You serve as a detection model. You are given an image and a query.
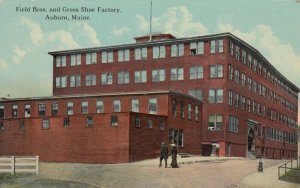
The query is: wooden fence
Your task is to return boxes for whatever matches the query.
[0,156,39,175]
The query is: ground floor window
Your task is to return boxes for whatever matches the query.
[208,114,222,131]
[169,128,184,147]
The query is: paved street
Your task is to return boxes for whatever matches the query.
[0,156,299,188]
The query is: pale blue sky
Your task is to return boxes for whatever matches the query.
[0,0,299,104]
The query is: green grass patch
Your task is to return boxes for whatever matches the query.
[280,167,300,184]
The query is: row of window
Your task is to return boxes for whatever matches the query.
[171,99,200,121]
[0,115,166,131]
[266,127,298,144]
[55,65,223,88]
[55,39,224,67]
[228,90,298,128]
[230,41,298,100]
[228,64,297,114]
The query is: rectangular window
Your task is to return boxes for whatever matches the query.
[208,114,222,131]
[253,80,257,93]
[218,39,224,53]
[135,70,147,83]
[149,98,157,114]
[210,65,223,78]
[20,120,25,129]
[63,117,70,128]
[118,71,129,84]
[172,99,177,117]
[81,101,88,114]
[131,99,139,112]
[247,99,251,112]
[210,39,223,53]
[234,69,240,83]
[190,41,204,55]
[38,104,46,116]
[118,49,130,62]
[111,115,118,126]
[189,66,203,79]
[86,52,97,65]
[134,117,141,128]
[113,100,121,112]
[248,54,252,68]
[195,106,199,121]
[135,47,147,60]
[71,54,81,66]
[188,89,202,100]
[51,103,58,116]
[24,104,30,118]
[247,77,252,90]
[152,69,165,82]
[241,73,246,87]
[209,89,223,103]
[170,67,184,80]
[67,102,73,115]
[85,74,96,86]
[228,91,233,105]
[86,116,93,126]
[56,76,67,88]
[42,119,49,129]
[147,119,153,129]
[159,120,165,130]
[0,105,4,118]
[242,50,246,64]
[228,116,238,133]
[153,46,165,59]
[241,96,246,109]
[235,93,240,107]
[235,46,240,60]
[188,104,192,120]
[101,73,113,85]
[96,100,104,113]
[171,44,184,57]
[210,40,216,53]
[55,56,66,67]
[228,65,233,80]
[180,103,185,119]
[12,105,18,118]
[253,59,257,71]
[102,51,113,63]
[230,41,234,56]
[0,122,3,131]
[70,75,81,87]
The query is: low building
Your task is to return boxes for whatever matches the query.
[0,91,202,163]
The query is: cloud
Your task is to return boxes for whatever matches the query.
[80,22,101,46]
[12,46,26,64]
[0,57,7,69]
[136,6,208,37]
[218,23,300,88]
[112,26,129,36]
[47,30,80,50]
[20,17,43,45]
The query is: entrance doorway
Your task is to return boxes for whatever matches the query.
[247,120,258,158]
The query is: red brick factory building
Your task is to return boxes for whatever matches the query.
[0,32,298,163]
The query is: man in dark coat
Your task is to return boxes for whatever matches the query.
[159,142,168,168]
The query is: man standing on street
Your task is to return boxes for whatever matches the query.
[159,142,168,168]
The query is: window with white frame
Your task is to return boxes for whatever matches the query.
[253,59,257,71]
[228,91,233,105]
[230,41,234,56]
[247,77,252,90]
[195,106,199,121]
[248,54,252,68]
[85,74,96,86]
[81,101,88,114]
[42,119,50,129]
[86,116,93,126]
[188,104,192,120]
[131,99,139,112]
[118,49,130,62]
[12,105,18,118]
[247,99,251,112]
[55,56,66,67]
[56,76,67,88]
[210,65,223,78]
[241,96,246,109]
[241,73,246,87]
[24,104,30,118]
[235,46,240,60]
[234,69,240,83]
[242,50,246,64]
[210,39,223,53]
[101,72,113,85]
[149,98,157,114]
[117,71,129,84]
[235,93,240,107]
[209,89,223,103]
[189,66,203,79]
[188,89,202,100]
[71,54,81,66]
[180,102,185,119]
[170,67,184,81]
[70,75,81,87]
[228,65,233,80]
[67,102,73,115]
[86,52,97,65]
[172,99,177,117]
[253,80,257,93]
[0,105,4,118]
[168,129,184,147]
[52,103,58,116]
[113,100,121,112]
[210,40,216,54]
[102,51,113,63]
[228,116,238,133]
[190,41,204,55]
[135,47,147,60]
[208,114,222,131]
[38,103,46,116]
[96,100,104,113]
[134,70,147,83]
[153,46,165,59]
[152,69,165,82]
[171,44,184,57]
